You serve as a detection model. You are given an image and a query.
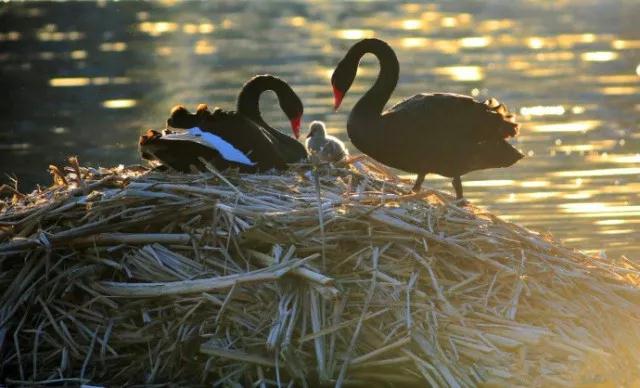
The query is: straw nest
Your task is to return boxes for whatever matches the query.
[1,157,639,387]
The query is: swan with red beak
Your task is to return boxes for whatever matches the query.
[140,104,288,172]
[331,38,523,201]
[236,75,307,163]
[140,74,308,172]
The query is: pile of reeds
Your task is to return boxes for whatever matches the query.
[1,157,639,387]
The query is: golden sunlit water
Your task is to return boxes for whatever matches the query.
[1,0,639,259]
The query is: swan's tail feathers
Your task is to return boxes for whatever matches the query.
[500,120,520,139]
[139,129,161,146]
[484,98,520,138]
[471,140,525,170]
[196,104,211,116]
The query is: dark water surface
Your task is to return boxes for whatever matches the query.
[1,1,639,258]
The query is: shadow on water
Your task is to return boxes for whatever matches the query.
[1,0,639,257]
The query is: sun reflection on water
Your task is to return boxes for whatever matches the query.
[595,219,627,226]
[100,42,127,52]
[613,40,640,49]
[50,77,131,87]
[102,99,138,109]
[595,75,638,84]
[139,21,178,36]
[194,40,216,55]
[581,51,619,62]
[587,154,640,164]
[600,86,639,95]
[433,66,484,82]
[288,17,306,27]
[336,29,374,40]
[527,37,545,49]
[400,19,422,30]
[552,167,640,178]
[520,181,551,188]
[49,77,91,87]
[464,180,514,187]
[400,37,429,49]
[598,229,633,235]
[520,106,565,117]
[560,203,640,216]
[0,31,21,41]
[477,19,514,33]
[531,120,601,133]
[459,36,491,48]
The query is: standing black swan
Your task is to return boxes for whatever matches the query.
[331,38,524,199]
[140,104,287,172]
[236,75,308,163]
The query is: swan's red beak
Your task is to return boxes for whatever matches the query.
[290,115,302,139]
[332,85,344,111]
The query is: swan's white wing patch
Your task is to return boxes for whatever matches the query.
[161,127,255,166]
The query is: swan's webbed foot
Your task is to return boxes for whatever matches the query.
[454,197,470,207]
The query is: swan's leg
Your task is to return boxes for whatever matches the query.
[452,176,464,199]
[412,173,426,192]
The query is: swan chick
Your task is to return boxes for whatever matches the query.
[305,121,349,163]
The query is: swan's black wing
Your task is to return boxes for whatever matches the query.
[260,123,308,163]
[235,112,307,164]
[371,93,523,176]
[158,105,288,171]
[202,108,288,170]
[384,93,520,143]
[463,139,524,173]
[139,129,247,172]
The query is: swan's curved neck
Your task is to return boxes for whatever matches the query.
[236,77,276,126]
[351,40,399,117]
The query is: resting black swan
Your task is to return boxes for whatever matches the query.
[236,75,308,163]
[331,38,524,199]
[140,104,287,172]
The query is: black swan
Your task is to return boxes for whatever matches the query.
[236,75,308,163]
[331,38,524,199]
[305,121,349,163]
[140,104,287,172]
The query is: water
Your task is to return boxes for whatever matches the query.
[1,0,639,258]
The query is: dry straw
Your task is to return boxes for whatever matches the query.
[1,157,639,386]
